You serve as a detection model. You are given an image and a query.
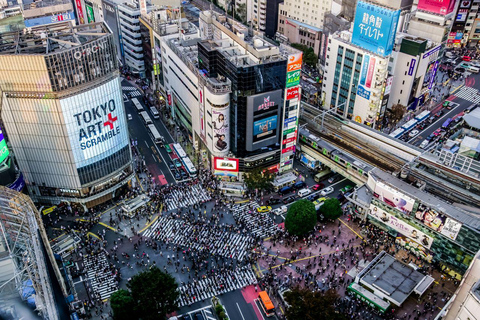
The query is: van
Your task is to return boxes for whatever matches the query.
[468,66,480,73]
[150,106,160,119]
[279,186,293,195]
[298,188,312,197]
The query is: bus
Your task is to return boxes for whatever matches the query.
[442,118,452,129]
[389,128,405,139]
[401,119,418,132]
[150,106,160,119]
[172,143,187,158]
[147,124,163,145]
[139,111,153,125]
[415,110,431,123]
[258,291,275,317]
[314,168,331,182]
[182,157,197,178]
[132,98,144,112]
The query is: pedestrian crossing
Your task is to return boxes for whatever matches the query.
[454,86,480,103]
[122,86,138,91]
[122,90,142,101]
[164,184,211,211]
[82,253,118,301]
[143,216,255,261]
[176,266,257,307]
[230,202,281,239]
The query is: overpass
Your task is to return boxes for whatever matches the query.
[298,102,480,207]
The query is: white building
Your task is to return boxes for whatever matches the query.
[277,0,331,29]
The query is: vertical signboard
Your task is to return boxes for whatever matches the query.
[85,2,95,23]
[198,88,206,143]
[351,1,400,57]
[280,52,302,173]
[0,127,10,164]
[139,0,147,17]
[75,0,85,24]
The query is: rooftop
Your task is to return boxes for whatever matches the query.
[0,22,111,55]
[370,168,480,230]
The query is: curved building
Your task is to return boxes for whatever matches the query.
[0,22,133,207]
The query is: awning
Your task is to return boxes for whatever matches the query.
[414,275,435,295]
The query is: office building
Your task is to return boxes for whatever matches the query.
[409,0,455,44]
[20,0,76,28]
[0,22,133,207]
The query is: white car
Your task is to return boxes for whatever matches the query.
[409,129,419,138]
[272,206,288,216]
[320,186,334,196]
[419,140,429,149]
[127,114,133,120]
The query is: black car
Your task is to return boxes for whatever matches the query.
[307,194,318,202]
[267,198,281,205]
[173,170,181,180]
[169,163,175,170]
[180,170,188,180]
[283,196,296,204]
[293,181,306,189]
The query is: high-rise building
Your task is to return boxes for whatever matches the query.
[446,0,479,48]
[408,0,455,45]
[0,22,133,207]
[20,0,76,28]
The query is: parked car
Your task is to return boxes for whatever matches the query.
[433,128,442,136]
[169,163,176,170]
[257,206,272,213]
[426,134,435,141]
[173,158,182,168]
[282,196,296,204]
[165,144,172,153]
[267,198,281,205]
[340,185,353,194]
[173,170,181,180]
[320,186,334,196]
[307,194,318,201]
[311,183,325,191]
[419,140,429,149]
[127,113,132,120]
[180,170,188,180]
[293,181,306,189]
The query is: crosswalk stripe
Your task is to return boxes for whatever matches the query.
[164,185,211,211]
[82,253,118,300]
[230,201,280,239]
[454,86,480,104]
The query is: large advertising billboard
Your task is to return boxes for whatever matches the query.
[254,116,278,137]
[370,204,433,249]
[85,1,95,23]
[287,53,303,72]
[415,204,462,240]
[213,157,239,172]
[351,1,400,57]
[0,127,10,164]
[75,0,85,24]
[417,0,456,15]
[60,79,129,168]
[24,11,75,27]
[286,70,301,88]
[374,182,416,214]
[212,107,229,152]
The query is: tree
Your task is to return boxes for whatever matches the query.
[244,167,274,192]
[285,199,316,236]
[388,104,406,124]
[284,286,347,320]
[291,43,318,67]
[127,266,179,320]
[319,198,342,220]
[110,289,136,320]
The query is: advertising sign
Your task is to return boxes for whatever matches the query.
[384,76,393,95]
[212,107,229,152]
[428,61,439,90]
[286,87,300,100]
[284,116,297,125]
[457,9,468,22]
[460,0,472,8]
[423,61,437,89]
[287,53,303,72]
[60,79,129,167]
[408,59,416,76]
[351,1,400,57]
[455,32,464,40]
[198,89,206,141]
[366,57,375,88]
[360,55,369,86]
[374,182,416,214]
[286,70,301,88]
[254,116,277,137]
[415,204,462,240]
[213,157,239,172]
[370,205,433,249]
[417,0,456,15]
[0,127,9,164]
[357,85,371,100]
[7,172,24,192]
[24,11,75,27]
[85,2,95,23]
[423,45,441,59]
[76,0,85,24]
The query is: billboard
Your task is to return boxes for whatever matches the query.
[417,0,456,15]
[60,79,129,167]
[7,173,25,192]
[374,182,416,214]
[75,0,85,24]
[85,2,95,23]
[286,87,300,100]
[212,107,229,152]
[415,204,462,240]
[456,9,469,22]
[286,70,301,88]
[287,53,303,72]
[198,89,206,142]
[213,157,239,172]
[370,205,433,249]
[254,116,278,137]
[24,11,75,27]
[0,127,9,164]
[351,1,400,57]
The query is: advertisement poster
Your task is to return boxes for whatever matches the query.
[422,61,437,89]
[0,127,9,164]
[417,0,456,15]
[357,85,371,100]
[415,204,462,240]
[198,89,206,142]
[24,12,75,27]
[370,205,433,249]
[374,182,415,214]
[85,2,95,23]
[212,107,229,152]
[457,9,469,22]
[254,116,277,137]
[213,157,239,172]
[428,61,439,90]
[395,236,433,263]
[286,70,301,88]
[360,55,369,86]
[351,1,400,57]
[287,53,303,72]
[76,0,85,24]
[365,57,376,88]
[286,87,300,100]
[60,79,129,166]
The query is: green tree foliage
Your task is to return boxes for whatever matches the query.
[110,289,136,320]
[285,199,316,236]
[110,266,179,320]
[244,167,274,191]
[319,198,343,220]
[290,43,318,67]
[284,286,347,320]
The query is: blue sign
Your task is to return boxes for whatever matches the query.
[253,116,277,136]
[357,85,371,100]
[408,58,416,76]
[351,1,400,57]
[422,45,441,59]
[284,116,297,125]
[8,172,25,192]
[360,55,369,85]
[24,11,75,27]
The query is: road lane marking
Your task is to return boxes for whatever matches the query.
[236,303,246,320]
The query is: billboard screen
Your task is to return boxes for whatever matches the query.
[24,11,75,27]
[417,0,456,15]
[351,1,400,57]
[212,107,229,152]
[85,2,95,23]
[415,204,462,240]
[254,116,278,137]
[0,127,10,164]
[286,70,301,88]
[213,157,239,172]
[60,79,129,167]
[370,205,433,249]
[374,182,416,214]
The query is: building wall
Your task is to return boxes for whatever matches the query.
[277,0,331,29]
[118,3,147,75]
[276,16,322,55]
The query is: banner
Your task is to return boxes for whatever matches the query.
[415,204,462,240]
[85,2,95,23]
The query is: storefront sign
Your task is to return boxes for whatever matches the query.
[213,157,239,172]
[286,87,300,100]
[73,39,109,60]
[287,53,303,72]
[76,0,85,24]
[374,182,415,214]
[415,204,462,240]
[24,11,75,27]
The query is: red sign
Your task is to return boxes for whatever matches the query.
[417,0,456,15]
[75,0,85,24]
[213,157,239,172]
[167,90,172,106]
[282,146,295,154]
[286,87,300,100]
[287,53,303,72]
[282,137,296,144]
